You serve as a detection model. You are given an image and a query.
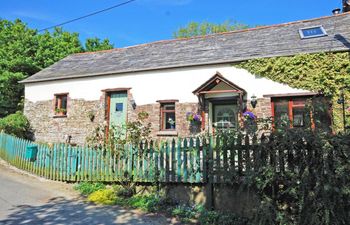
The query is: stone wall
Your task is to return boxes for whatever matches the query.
[24,98,105,145]
[160,184,258,215]
[24,96,272,145]
[130,102,200,138]
[251,97,272,118]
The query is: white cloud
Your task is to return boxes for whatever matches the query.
[11,10,56,23]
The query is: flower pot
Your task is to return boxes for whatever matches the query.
[56,111,66,116]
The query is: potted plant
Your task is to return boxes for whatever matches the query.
[242,110,257,133]
[55,108,67,116]
[186,112,201,133]
[186,112,201,124]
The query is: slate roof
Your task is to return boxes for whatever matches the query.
[21,12,350,84]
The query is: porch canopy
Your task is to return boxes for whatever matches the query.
[193,72,247,130]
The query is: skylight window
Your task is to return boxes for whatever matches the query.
[299,26,327,39]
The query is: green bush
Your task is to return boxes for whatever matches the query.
[88,189,117,205]
[127,194,161,212]
[198,210,249,225]
[243,130,350,225]
[0,111,31,139]
[171,204,198,223]
[74,182,106,195]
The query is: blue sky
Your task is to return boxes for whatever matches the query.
[1,0,341,48]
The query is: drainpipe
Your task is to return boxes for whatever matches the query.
[343,0,350,12]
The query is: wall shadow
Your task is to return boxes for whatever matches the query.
[334,34,350,49]
[0,197,171,225]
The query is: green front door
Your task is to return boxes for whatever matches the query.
[109,92,128,129]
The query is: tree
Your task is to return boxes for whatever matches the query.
[173,20,249,38]
[34,28,83,69]
[85,37,113,52]
[0,19,38,117]
[0,19,114,118]
[0,71,25,116]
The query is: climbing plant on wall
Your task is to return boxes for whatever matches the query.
[236,52,350,132]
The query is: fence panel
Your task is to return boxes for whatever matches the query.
[2,132,326,185]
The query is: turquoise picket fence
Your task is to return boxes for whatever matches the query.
[0,131,275,184]
[0,132,210,183]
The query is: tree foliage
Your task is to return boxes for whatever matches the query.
[85,37,114,52]
[0,111,31,139]
[0,19,114,118]
[237,52,350,132]
[173,20,249,38]
[34,28,83,69]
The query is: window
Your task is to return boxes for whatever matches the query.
[299,26,327,39]
[213,103,238,129]
[160,103,176,130]
[272,96,331,131]
[54,93,68,116]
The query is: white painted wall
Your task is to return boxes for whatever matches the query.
[25,64,310,104]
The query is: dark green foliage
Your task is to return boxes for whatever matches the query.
[237,52,350,132]
[198,209,249,225]
[73,182,106,195]
[171,204,198,222]
[0,111,31,139]
[0,19,114,118]
[0,72,25,116]
[241,129,350,225]
[174,20,249,38]
[170,204,249,224]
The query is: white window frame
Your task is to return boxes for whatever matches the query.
[299,25,327,39]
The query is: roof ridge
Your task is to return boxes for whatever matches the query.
[75,12,350,56]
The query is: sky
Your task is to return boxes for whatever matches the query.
[0,0,342,48]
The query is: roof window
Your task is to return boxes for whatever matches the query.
[299,26,327,39]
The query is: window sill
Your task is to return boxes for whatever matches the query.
[157,130,178,136]
[53,115,67,118]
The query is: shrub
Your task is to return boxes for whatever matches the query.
[198,209,249,225]
[127,194,161,212]
[243,130,350,225]
[0,111,31,139]
[88,189,117,205]
[74,182,106,195]
[171,204,198,223]
[112,184,135,197]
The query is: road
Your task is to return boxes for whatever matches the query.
[0,160,177,225]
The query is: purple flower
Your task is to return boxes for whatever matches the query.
[243,111,256,120]
[186,112,201,122]
[193,114,200,121]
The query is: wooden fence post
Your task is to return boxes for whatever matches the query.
[205,137,214,210]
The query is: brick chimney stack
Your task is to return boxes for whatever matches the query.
[343,0,350,12]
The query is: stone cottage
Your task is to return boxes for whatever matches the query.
[21,12,350,145]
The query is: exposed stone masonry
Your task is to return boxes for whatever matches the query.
[25,97,272,145]
[24,99,105,145]
[249,98,272,118]
[130,102,200,138]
